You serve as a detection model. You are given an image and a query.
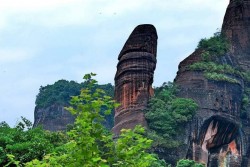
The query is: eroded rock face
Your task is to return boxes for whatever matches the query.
[174,50,244,166]
[33,104,75,131]
[33,104,115,131]
[222,0,250,71]
[173,1,250,166]
[112,24,157,136]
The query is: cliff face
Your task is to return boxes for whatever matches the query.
[222,0,250,71]
[33,104,75,131]
[222,1,250,166]
[110,1,250,165]
[32,1,250,165]
[33,81,115,131]
[34,104,114,131]
[175,52,244,166]
[112,24,157,136]
[173,1,250,166]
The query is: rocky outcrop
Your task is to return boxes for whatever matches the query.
[222,0,250,71]
[173,1,250,166]
[33,81,115,131]
[111,4,250,165]
[33,104,75,131]
[112,24,157,136]
[34,103,114,131]
[175,51,244,166]
[222,1,250,166]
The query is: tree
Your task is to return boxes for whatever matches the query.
[35,79,115,129]
[24,73,164,167]
[196,31,229,58]
[144,83,198,149]
[0,117,68,166]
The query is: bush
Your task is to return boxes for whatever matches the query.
[144,83,198,149]
[24,74,165,167]
[176,159,204,167]
[197,31,229,58]
[190,31,242,83]
[0,117,68,166]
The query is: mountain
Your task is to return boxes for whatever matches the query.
[113,1,250,166]
[33,79,114,131]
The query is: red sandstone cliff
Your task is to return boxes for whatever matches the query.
[33,104,75,131]
[173,0,250,166]
[222,0,250,71]
[112,24,158,136]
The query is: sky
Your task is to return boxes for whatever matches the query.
[0,0,229,126]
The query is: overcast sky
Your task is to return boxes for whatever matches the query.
[0,0,229,126]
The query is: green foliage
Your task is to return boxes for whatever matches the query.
[240,88,250,119]
[35,79,114,109]
[111,127,164,167]
[35,80,83,109]
[189,31,243,83]
[189,62,242,76]
[204,72,239,84]
[153,82,177,102]
[145,83,198,149]
[195,31,250,84]
[242,71,250,83]
[197,31,229,58]
[35,79,115,128]
[0,117,68,166]
[189,62,241,84]
[24,73,164,167]
[176,159,204,167]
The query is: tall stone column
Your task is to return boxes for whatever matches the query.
[112,24,157,136]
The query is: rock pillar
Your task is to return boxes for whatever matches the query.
[112,24,157,136]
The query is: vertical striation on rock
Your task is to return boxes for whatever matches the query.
[222,1,250,166]
[112,24,157,136]
[173,1,250,166]
[222,0,250,70]
[33,104,75,131]
[33,80,115,131]
[174,50,244,166]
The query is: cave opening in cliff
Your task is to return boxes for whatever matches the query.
[197,115,242,166]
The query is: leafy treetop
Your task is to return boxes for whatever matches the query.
[0,117,68,166]
[35,79,114,109]
[24,73,165,167]
[197,31,229,58]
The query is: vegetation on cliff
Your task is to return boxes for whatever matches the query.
[190,31,250,121]
[240,87,250,119]
[176,159,204,167]
[3,74,166,167]
[144,82,198,149]
[0,74,206,167]
[27,73,165,167]
[197,31,229,58]
[35,79,114,109]
[35,79,115,129]
[189,31,242,84]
